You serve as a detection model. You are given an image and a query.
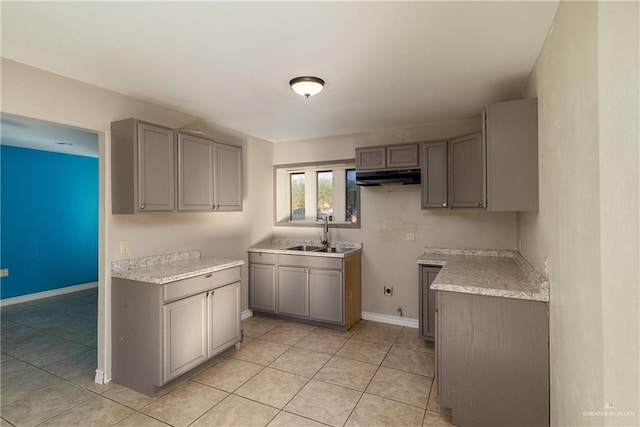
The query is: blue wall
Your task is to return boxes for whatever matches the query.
[1,145,98,299]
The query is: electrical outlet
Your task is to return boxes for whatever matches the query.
[405,232,416,242]
[384,286,393,296]
[120,240,130,255]
[0,268,8,278]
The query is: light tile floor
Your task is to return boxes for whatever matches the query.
[1,291,453,426]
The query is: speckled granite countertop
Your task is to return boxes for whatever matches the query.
[111,250,244,285]
[248,239,362,258]
[417,248,549,302]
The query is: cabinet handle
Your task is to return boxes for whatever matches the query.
[477,201,483,207]
[442,202,447,207]
[212,205,217,211]
[205,273,213,278]
[140,205,145,210]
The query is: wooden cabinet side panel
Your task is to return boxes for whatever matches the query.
[438,291,549,427]
[421,141,449,209]
[344,253,362,330]
[213,143,243,211]
[178,133,214,211]
[111,119,136,214]
[419,266,441,340]
[449,133,485,208]
[111,278,162,395]
[487,98,539,211]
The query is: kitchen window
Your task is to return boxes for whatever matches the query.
[274,160,360,228]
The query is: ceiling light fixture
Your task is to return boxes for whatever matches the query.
[289,76,325,98]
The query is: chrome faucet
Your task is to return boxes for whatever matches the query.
[322,216,329,248]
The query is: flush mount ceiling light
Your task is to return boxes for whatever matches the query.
[289,76,325,98]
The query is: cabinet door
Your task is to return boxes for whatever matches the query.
[485,98,538,211]
[449,133,485,208]
[163,293,207,382]
[209,282,241,357]
[356,147,386,170]
[387,144,419,169]
[213,143,243,212]
[277,266,309,317]
[178,133,214,211]
[137,123,175,212]
[421,141,449,209]
[308,269,343,323]
[419,266,441,340]
[249,263,276,312]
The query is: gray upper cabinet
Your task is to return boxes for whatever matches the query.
[356,143,419,171]
[178,133,214,211]
[112,119,176,214]
[421,141,449,209]
[449,133,485,208]
[387,144,419,169]
[355,146,386,170]
[213,143,243,212]
[485,98,538,211]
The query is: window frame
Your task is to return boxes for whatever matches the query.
[289,172,305,221]
[273,159,361,229]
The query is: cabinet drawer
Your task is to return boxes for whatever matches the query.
[249,252,276,264]
[278,254,342,270]
[164,267,241,302]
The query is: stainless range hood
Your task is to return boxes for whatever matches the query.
[355,169,421,186]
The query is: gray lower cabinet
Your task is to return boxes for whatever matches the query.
[249,251,361,329]
[163,292,208,382]
[277,266,310,317]
[112,267,241,396]
[308,269,343,323]
[248,260,276,312]
[111,119,176,214]
[436,290,549,427]
[449,133,485,208]
[419,265,441,341]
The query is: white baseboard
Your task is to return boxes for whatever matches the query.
[0,282,98,307]
[94,369,105,385]
[362,311,419,328]
[241,309,253,320]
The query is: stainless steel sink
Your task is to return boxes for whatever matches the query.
[287,245,324,252]
[315,247,350,254]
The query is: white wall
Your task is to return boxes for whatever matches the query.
[274,120,517,320]
[0,58,274,380]
[518,2,639,425]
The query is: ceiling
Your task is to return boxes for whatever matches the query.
[1,114,99,158]
[1,1,558,143]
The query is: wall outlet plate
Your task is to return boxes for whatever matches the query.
[120,240,130,255]
[384,286,393,296]
[0,268,8,278]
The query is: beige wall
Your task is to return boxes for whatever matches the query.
[274,120,517,320]
[518,2,639,425]
[0,58,274,380]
